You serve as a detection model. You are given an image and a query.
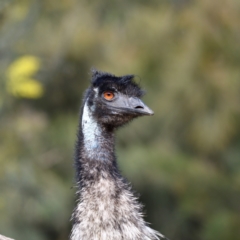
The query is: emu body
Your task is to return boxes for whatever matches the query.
[71,70,166,240]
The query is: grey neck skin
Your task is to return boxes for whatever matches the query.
[75,100,119,187]
[81,100,115,162]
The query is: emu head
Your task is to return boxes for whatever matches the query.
[83,69,154,129]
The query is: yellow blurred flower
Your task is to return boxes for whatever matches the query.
[7,56,40,79]
[6,55,44,99]
[8,79,44,99]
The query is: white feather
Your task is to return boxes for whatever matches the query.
[82,100,101,153]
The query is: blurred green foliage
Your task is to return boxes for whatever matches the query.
[0,0,240,239]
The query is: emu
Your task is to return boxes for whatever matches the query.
[71,70,167,240]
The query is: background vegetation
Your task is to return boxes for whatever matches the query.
[0,0,240,239]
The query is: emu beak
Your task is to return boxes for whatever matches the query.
[128,97,154,116]
[106,94,154,116]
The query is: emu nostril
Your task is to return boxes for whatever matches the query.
[135,106,144,109]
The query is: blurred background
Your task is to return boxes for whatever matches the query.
[0,0,240,239]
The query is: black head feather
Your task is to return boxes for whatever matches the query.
[91,69,145,98]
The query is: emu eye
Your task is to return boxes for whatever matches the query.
[103,91,114,101]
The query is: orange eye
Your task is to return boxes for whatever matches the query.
[103,91,114,100]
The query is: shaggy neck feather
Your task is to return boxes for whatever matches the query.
[71,100,162,240]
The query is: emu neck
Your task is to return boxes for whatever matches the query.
[72,102,162,240]
[80,101,115,163]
